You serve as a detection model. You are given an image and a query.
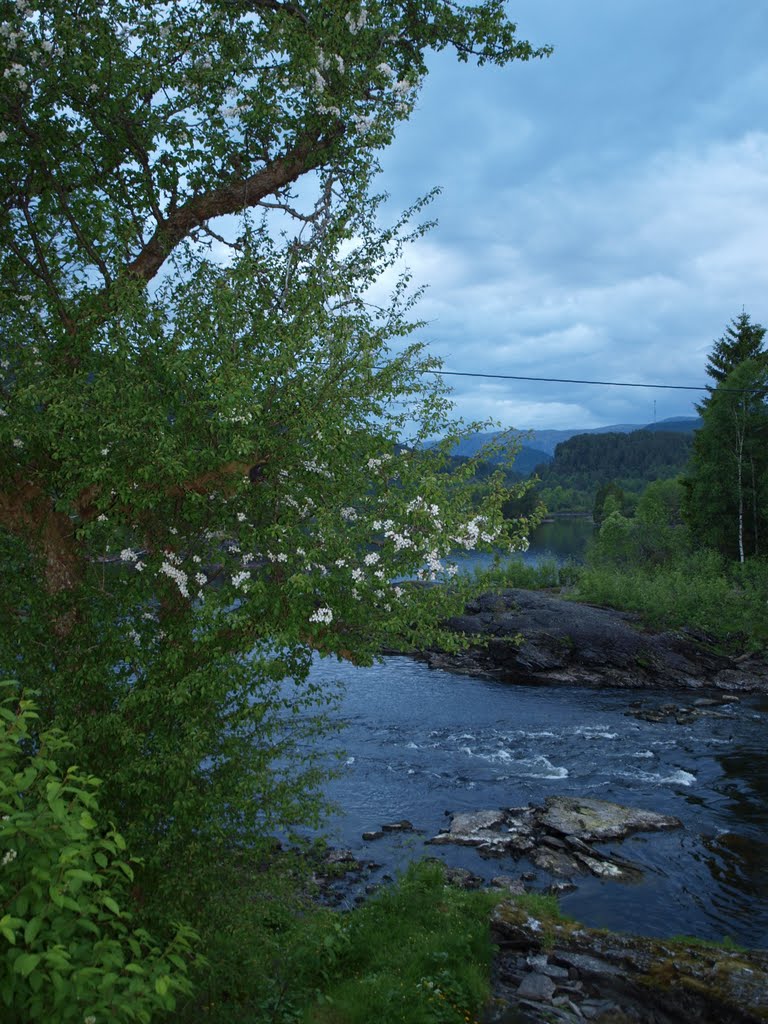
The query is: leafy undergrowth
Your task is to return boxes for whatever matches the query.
[572,553,768,653]
[178,861,502,1024]
[301,862,500,1024]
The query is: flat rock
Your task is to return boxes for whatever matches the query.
[540,796,682,841]
[491,906,768,1023]
[517,973,556,1002]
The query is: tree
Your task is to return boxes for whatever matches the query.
[0,0,548,983]
[684,359,768,561]
[593,481,625,526]
[696,311,767,413]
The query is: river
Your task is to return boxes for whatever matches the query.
[301,520,768,948]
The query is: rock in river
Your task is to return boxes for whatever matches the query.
[428,797,681,883]
[539,796,682,842]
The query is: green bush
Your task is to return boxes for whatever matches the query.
[574,553,768,651]
[0,682,201,1023]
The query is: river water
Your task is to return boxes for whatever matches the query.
[309,657,768,948]
[302,520,768,948]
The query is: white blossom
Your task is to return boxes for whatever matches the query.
[120,548,139,562]
[385,529,413,550]
[231,570,250,589]
[2,849,18,866]
[159,560,189,598]
[363,551,379,565]
[340,507,357,522]
[344,7,367,33]
[309,606,333,624]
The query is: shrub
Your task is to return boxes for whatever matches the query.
[0,682,201,1023]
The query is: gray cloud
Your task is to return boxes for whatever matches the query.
[377,1,768,430]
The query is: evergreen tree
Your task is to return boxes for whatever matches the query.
[697,312,767,413]
[684,359,768,561]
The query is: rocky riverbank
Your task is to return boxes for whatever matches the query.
[418,589,768,691]
[487,902,768,1024]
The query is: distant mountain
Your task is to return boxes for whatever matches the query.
[638,416,703,435]
[450,432,553,472]
[452,418,701,460]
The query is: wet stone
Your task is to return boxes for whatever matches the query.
[380,819,414,832]
[443,866,483,889]
[491,875,527,894]
[517,973,556,1002]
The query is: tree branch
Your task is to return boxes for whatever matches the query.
[125,128,341,283]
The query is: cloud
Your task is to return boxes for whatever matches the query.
[378,126,768,429]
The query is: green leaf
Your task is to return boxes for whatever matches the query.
[102,896,121,916]
[13,952,41,977]
[24,917,42,946]
[79,811,97,830]
[154,974,170,997]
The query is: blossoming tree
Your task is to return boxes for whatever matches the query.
[0,0,547,932]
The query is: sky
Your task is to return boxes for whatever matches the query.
[373,0,768,431]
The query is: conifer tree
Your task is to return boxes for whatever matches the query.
[697,311,767,413]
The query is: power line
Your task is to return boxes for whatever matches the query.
[410,368,763,394]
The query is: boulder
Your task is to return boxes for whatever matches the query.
[428,797,680,883]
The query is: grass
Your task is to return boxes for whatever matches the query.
[176,859,507,1024]
[301,861,501,1024]
[470,556,575,592]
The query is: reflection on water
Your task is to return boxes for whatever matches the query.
[453,517,594,575]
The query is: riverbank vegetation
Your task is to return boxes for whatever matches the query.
[484,314,768,654]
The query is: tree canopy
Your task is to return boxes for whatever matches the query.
[0,3,548,1016]
[684,358,768,561]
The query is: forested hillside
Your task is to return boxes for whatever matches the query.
[532,430,694,513]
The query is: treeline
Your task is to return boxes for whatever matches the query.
[573,313,768,648]
[499,428,694,515]
[538,429,693,488]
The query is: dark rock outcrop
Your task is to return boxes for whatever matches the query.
[423,589,768,691]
